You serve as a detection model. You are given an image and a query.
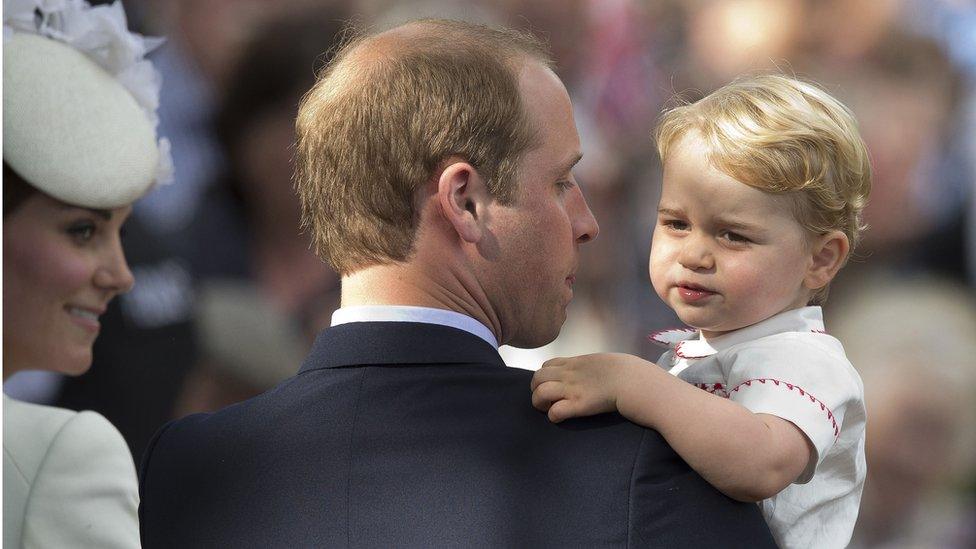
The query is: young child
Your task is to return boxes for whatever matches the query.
[531,74,869,549]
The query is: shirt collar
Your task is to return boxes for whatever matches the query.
[650,306,826,359]
[331,305,499,349]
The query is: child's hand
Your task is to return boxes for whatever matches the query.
[530,353,646,423]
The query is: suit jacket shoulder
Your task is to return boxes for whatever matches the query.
[140,322,774,547]
[3,396,140,548]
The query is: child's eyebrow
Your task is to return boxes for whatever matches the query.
[713,215,764,233]
[657,207,765,233]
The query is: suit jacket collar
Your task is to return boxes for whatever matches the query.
[299,321,507,373]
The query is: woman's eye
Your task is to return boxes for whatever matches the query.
[67,222,97,242]
[664,219,688,231]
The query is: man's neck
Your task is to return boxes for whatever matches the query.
[340,263,503,343]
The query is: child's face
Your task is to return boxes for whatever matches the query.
[650,132,815,337]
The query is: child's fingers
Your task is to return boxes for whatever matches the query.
[529,371,543,392]
[531,380,565,411]
[547,399,578,423]
[540,357,569,370]
[530,362,565,391]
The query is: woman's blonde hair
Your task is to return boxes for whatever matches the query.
[654,74,872,304]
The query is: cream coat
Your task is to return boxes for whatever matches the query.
[3,395,139,548]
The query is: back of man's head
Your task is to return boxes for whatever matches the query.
[296,19,552,275]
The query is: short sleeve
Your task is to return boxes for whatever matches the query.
[720,334,863,483]
[23,411,140,548]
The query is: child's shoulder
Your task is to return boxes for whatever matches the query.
[720,330,860,386]
[727,329,847,361]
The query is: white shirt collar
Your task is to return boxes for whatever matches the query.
[651,306,826,359]
[330,305,499,349]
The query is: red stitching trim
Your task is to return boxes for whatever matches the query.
[675,342,687,358]
[647,327,696,348]
[728,378,840,438]
[694,383,729,398]
[673,341,712,359]
[651,327,825,349]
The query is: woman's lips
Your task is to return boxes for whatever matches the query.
[676,285,716,303]
[66,305,102,332]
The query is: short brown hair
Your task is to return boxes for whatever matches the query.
[295,19,552,274]
[655,74,872,304]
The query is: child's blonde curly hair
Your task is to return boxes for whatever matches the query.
[654,74,872,305]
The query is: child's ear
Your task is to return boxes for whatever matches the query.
[804,230,850,291]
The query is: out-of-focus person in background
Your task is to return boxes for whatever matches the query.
[2,0,170,546]
[828,274,976,549]
[172,6,348,415]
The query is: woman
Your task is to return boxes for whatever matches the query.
[3,1,170,546]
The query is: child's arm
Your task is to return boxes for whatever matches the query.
[530,353,813,502]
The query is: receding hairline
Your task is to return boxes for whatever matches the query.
[305,17,557,175]
[294,18,557,272]
[327,19,551,89]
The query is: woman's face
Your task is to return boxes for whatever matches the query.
[3,192,134,377]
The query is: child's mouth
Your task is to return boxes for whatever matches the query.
[676,284,716,303]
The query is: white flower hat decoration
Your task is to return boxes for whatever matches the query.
[3,0,173,208]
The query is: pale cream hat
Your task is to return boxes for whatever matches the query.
[3,1,171,209]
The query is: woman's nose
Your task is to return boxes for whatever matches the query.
[94,241,135,294]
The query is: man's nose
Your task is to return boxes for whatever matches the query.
[571,187,600,244]
[678,233,714,271]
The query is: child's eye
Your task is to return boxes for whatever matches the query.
[663,219,689,231]
[721,231,750,244]
[67,221,97,243]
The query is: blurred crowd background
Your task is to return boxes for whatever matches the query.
[5,0,975,546]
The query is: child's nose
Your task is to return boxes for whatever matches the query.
[678,236,714,271]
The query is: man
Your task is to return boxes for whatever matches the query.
[139,19,775,547]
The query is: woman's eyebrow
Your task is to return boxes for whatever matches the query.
[59,204,112,220]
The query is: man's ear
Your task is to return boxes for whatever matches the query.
[437,160,491,243]
[804,230,850,291]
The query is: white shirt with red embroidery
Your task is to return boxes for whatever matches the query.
[651,306,866,549]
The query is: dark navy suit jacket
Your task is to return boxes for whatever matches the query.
[139,321,775,547]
